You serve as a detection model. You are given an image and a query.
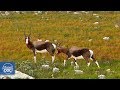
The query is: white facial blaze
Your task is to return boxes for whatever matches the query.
[26,37,29,44]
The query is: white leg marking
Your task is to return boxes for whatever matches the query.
[87,62,90,67]
[34,56,36,63]
[95,61,100,68]
[52,56,55,63]
[64,60,66,66]
[74,58,79,67]
[75,62,79,66]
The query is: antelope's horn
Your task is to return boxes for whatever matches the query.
[24,30,26,36]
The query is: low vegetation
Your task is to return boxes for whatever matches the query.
[0,11,120,79]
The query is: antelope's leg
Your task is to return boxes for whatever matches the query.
[64,55,71,66]
[33,50,36,63]
[87,61,90,67]
[46,46,55,64]
[74,58,79,66]
[52,55,55,63]
[95,61,100,68]
[84,56,90,67]
[91,55,100,68]
[63,60,66,66]
[87,60,90,67]
[68,57,75,66]
[71,61,74,66]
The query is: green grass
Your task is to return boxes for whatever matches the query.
[0,11,120,79]
[14,59,120,79]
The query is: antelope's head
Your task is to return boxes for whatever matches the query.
[24,31,31,44]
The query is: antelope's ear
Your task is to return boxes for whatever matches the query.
[28,30,31,37]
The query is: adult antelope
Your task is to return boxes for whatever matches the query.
[57,46,100,68]
[24,32,56,63]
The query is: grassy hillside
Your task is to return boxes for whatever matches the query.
[0,11,120,79]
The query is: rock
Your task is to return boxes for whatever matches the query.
[93,22,99,25]
[74,70,83,74]
[103,37,110,40]
[74,65,79,70]
[0,70,34,79]
[106,69,111,73]
[53,67,60,73]
[98,74,106,79]
[115,24,119,28]
[41,65,50,69]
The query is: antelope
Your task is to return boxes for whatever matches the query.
[57,46,100,68]
[24,32,56,63]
